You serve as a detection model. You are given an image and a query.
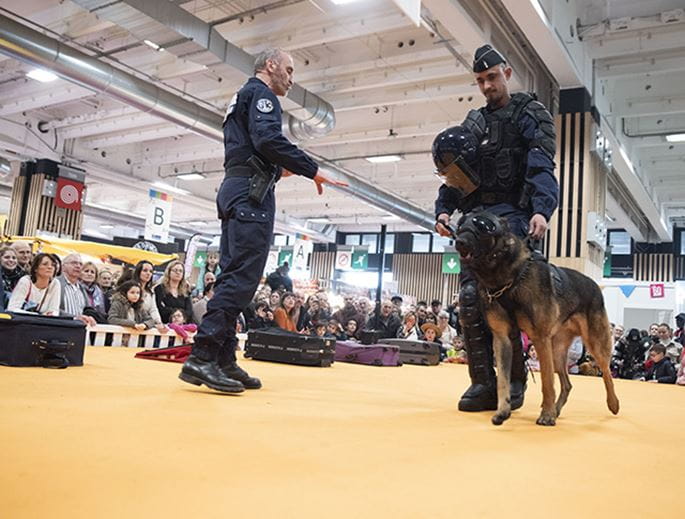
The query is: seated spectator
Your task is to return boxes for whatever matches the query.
[311,321,327,338]
[677,354,685,386]
[343,319,359,341]
[365,300,401,339]
[641,344,676,384]
[57,253,96,326]
[424,313,437,325]
[611,328,647,380]
[80,262,107,317]
[11,240,33,273]
[446,293,461,334]
[416,301,428,327]
[675,313,685,346]
[132,261,166,332]
[192,282,214,323]
[332,295,359,329]
[1,246,25,302]
[527,344,540,371]
[7,253,61,316]
[390,295,403,317]
[421,322,443,358]
[326,319,346,340]
[567,337,584,374]
[107,280,155,331]
[273,291,298,332]
[354,297,371,331]
[98,269,114,310]
[430,299,442,319]
[248,301,271,330]
[193,271,216,297]
[154,260,194,324]
[397,311,420,340]
[437,310,457,346]
[195,251,220,295]
[269,290,281,311]
[168,308,198,343]
[656,323,682,366]
[265,308,275,327]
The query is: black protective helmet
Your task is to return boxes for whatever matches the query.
[432,124,481,198]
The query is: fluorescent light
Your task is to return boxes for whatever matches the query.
[99,224,115,229]
[143,39,164,51]
[176,173,205,181]
[383,215,402,221]
[26,68,58,83]
[307,217,330,223]
[666,133,685,143]
[151,181,190,196]
[188,221,209,227]
[366,155,402,164]
[331,0,362,4]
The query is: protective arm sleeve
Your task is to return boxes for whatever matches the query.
[248,87,318,179]
[434,184,461,218]
[519,110,559,221]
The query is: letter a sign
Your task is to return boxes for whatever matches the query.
[145,189,173,242]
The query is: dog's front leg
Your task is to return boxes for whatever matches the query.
[535,337,557,426]
[491,332,512,425]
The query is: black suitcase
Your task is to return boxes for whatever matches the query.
[0,312,87,368]
[378,338,441,366]
[244,329,335,367]
[359,329,382,345]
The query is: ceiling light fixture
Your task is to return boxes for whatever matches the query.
[26,68,58,82]
[143,39,164,51]
[366,155,402,164]
[188,221,209,227]
[307,217,331,223]
[151,181,190,196]
[382,215,402,221]
[331,0,363,5]
[176,173,205,181]
[665,133,685,143]
[99,223,115,229]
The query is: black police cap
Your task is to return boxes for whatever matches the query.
[472,44,506,72]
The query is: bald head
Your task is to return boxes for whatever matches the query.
[11,241,32,269]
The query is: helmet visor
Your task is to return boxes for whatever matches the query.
[434,155,480,197]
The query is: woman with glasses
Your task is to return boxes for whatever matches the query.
[8,253,61,316]
[154,260,194,324]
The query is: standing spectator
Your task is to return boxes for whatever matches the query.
[446,293,461,334]
[612,324,625,347]
[332,295,359,328]
[354,297,372,331]
[430,299,443,319]
[611,328,647,380]
[273,291,298,332]
[80,262,107,316]
[155,260,194,324]
[248,301,271,330]
[1,246,25,298]
[98,269,114,309]
[132,261,165,331]
[193,282,215,323]
[416,302,428,328]
[365,300,401,339]
[267,262,293,293]
[437,310,458,346]
[642,344,676,384]
[390,295,403,318]
[674,313,685,346]
[194,271,216,297]
[10,241,33,273]
[657,323,683,366]
[108,281,155,330]
[397,311,421,340]
[57,253,96,326]
[8,253,61,316]
[195,251,221,296]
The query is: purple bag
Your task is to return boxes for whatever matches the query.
[334,341,401,366]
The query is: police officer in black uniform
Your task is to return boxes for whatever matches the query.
[179,48,345,393]
[433,44,559,412]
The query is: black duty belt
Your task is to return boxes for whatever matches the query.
[224,166,253,178]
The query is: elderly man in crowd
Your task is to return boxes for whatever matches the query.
[11,241,33,273]
[57,253,96,326]
[365,299,402,339]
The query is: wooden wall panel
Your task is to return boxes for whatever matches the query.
[392,254,460,304]
[633,253,673,282]
[310,252,335,285]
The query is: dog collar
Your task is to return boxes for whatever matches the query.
[484,257,533,304]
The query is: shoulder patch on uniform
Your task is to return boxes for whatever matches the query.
[256,98,274,113]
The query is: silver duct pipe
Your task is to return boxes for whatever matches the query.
[72,0,335,138]
[0,13,436,232]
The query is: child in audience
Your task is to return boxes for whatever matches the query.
[527,344,540,372]
[641,344,677,384]
[326,319,346,340]
[167,308,198,342]
[312,321,327,338]
[344,319,358,341]
[107,281,155,330]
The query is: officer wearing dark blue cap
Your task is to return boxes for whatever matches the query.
[179,48,346,393]
[433,44,559,412]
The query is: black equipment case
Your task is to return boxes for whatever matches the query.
[0,312,87,368]
[244,329,335,367]
[378,338,441,366]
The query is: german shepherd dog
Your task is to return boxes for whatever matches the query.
[453,212,620,426]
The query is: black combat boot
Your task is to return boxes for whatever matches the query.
[179,355,245,393]
[458,324,497,411]
[509,331,528,410]
[221,362,262,389]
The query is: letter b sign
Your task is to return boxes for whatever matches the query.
[154,207,165,225]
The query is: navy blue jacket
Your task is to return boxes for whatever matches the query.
[223,77,317,178]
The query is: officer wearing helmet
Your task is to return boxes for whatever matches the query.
[433,44,559,412]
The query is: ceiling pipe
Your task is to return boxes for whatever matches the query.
[72,0,335,140]
[0,13,436,232]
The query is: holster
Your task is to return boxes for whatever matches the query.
[247,155,276,205]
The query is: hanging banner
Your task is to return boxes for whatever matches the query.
[619,285,636,298]
[649,283,665,299]
[335,250,352,271]
[145,189,173,243]
[292,236,313,271]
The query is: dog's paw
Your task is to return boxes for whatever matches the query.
[536,411,556,426]
[492,410,511,426]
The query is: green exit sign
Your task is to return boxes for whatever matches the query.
[442,253,461,274]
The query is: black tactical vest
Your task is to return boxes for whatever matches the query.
[476,92,534,206]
